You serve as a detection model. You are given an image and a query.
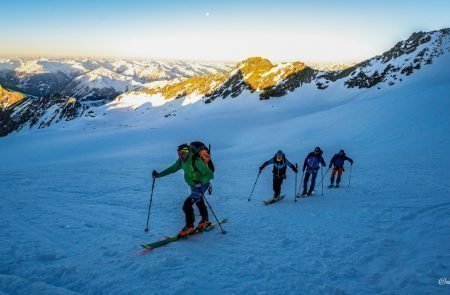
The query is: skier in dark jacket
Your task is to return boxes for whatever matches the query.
[301,147,326,196]
[152,144,214,237]
[259,150,298,200]
[328,149,353,188]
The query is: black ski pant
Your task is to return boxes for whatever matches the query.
[273,175,285,197]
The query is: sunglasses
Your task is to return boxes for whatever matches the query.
[177,150,189,158]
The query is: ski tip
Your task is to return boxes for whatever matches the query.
[140,245,153,251]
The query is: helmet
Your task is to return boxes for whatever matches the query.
[275,150,284,161]
[177,144,190,157]
[339,149,345,154]
[314,147,321,153]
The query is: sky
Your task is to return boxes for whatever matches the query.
[1,0,449,63]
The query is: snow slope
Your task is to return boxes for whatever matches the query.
[0,54,449,294]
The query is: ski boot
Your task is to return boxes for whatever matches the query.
[178,225,195,237]
[307,190,314,196]
[197,219,212,230]
[328,184,335,189]
[335,184,340,188]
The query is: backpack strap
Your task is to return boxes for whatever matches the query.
[192,154,200,173]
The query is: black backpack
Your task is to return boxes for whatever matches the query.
[190,141,215,173]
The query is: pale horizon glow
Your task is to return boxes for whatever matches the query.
[1,0,449,64]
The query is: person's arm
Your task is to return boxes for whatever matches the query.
[303,155,309,171]
[329,155,337,168]
[259,159,273,172]
[320,156,326,167]
[346,156,354,165]
[286,159,298,173]
[157,160,182,177]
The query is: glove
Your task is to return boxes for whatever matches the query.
[208,184,213,195]
[329,165,332,169]
[293,166,298,173]
[259,166,263,173]
[302,167,305,172]
[350,161,354,165]
[152,170,159,178]
[194,181,202,188]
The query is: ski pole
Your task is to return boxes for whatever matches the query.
[144,177,156,233]
[294,163,299,202]
[201,190,226,234]
[321,167,324,196]
[296,169,305,199]
[248,171,261,202]
[317,167,331,188]
[348,164,353,187]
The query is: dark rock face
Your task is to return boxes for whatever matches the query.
[62,83,123,103]
[0,94,89,137]
[259,67,315,99]
[0,71,73,97]
[204,70,253,104]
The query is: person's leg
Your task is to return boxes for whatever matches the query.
[182,197,196,227]
[330,167,337,185]
[272,176,278,196]
[273,176,283,197]
[277,177,284,197]
[196,198,209,221]
[190,183,210,222]
[303,172,311,193]
[336,168,344,186]
[309,171,318,193]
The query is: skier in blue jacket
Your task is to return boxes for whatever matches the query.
[260,150,298,200]
[328,149,353,188]
[301,147,326,196]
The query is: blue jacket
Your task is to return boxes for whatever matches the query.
[261,157,296,178]
[329,153,353,169]
[303,152,326,172]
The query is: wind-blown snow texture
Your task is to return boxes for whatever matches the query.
[1,55,450,294]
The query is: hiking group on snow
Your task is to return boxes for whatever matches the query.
[147,141,354,246]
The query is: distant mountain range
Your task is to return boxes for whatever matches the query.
[0,58,231,100]
[0,28,449,136]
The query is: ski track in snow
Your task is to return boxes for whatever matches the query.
[1,56,450,294]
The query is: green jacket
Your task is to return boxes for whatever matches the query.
[158,153,214,188]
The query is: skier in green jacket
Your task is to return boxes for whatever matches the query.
[152,143,214,237]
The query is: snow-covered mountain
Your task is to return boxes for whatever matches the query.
[112,29,449,105]
[110,28,449,112]
[0,58,231,99]
[307,62,358,71]
[0,28,449,137]
[61,67,141,103]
